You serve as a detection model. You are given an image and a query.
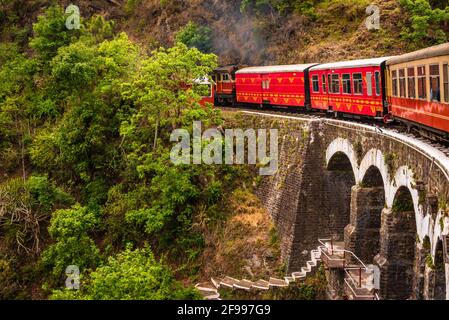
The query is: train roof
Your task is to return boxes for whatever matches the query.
[309,57,393,71]
[214,64,247,73]
[236,64,318,74]
[386,43,449,66]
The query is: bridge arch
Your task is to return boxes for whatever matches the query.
[326,138,359,182]
[326,150,356,241]
[359,149,390,191]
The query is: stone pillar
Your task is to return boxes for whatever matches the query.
[412,244,427,300]
[344,185,384,265]
[325,268,345,300]
[424,263,447,300]
[375,208,417,300]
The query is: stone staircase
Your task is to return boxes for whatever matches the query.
[195,249,322,300]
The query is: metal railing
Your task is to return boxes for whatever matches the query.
[318,238,379,300]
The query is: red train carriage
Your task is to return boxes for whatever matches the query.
[235,64,317,108]
[386,43,449,139]
[309,58,391,119]
[212,65,246,106]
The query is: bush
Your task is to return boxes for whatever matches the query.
[175,22,213,53]
[50,246,201,300]
[0,176,73,254]
[400,0,449,47]
[42,205,101,282]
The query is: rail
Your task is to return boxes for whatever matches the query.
[318,238,379,300]
[318,238,371,271]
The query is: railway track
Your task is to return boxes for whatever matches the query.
[219,105,449,158]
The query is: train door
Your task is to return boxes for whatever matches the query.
[327,72,333,112]
[322,71,330,110]
[262,74,271,106]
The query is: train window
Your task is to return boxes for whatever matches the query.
[417,66,427,100]
[366,72,373,96]
[407,67,416,99]
[430,64,441,102]
[399,69,406,98]
[328,74,332,93]
[342,74,351,94]
[312,75,319,93]
[331,74,340,93]
[375,71,381,96]
[322,75,326,93]
[444,63,449,103]
[222,73,230,82]
[392,70,398,97]
[353,73,363,95]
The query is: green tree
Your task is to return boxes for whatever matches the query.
[400,0,449,46]
[175,22,213,53]
[42,205,101,282]
[30,5,81,62]
[50,246,201,300]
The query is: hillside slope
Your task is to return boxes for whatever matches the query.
[2,0,448,65]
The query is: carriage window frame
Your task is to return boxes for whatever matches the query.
[430,64,441,102]
[328,74,332,93]
[331,74,340,94]
[312,75,320,93]
[375,71,381,96]
[221,73,231,83]
[444,63,449,104]
[399,69,406,98]
[353,73,363,95]
[392,70,398,97]
[322,74,326,93]
[366,72,373,96]
[417,65,427,100]
[342,73,351,94]
[407,67,416,99]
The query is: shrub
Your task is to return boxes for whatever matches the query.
[41,205,101,282]
[50,246,201,300]
[175,22,213,53]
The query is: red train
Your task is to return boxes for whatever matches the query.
[204,43,449,141]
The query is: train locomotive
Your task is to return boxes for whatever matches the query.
[207,42,449,141]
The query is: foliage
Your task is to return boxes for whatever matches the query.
[29,5,81,62]
[0,176,73,254]
[0,3,258,300]
[41,205,101,282]
[400,0,449,47]
[50,246,201,300]
[175,22,213,53]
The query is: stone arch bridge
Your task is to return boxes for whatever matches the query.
[238,111,449,300]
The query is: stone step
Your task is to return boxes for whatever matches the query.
[252,279,270,290]
[200,290,221,300]
[292,271,306,280]
[284,276,295,284]
[269,277,288,288]
[220,276,240,288]
[211,277,221,289]
[234,279,254,290]
[196,283,218,292]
